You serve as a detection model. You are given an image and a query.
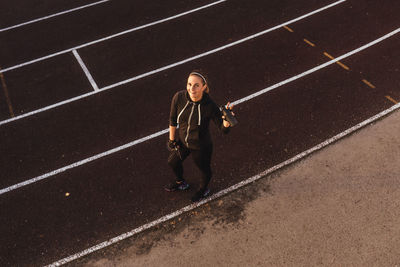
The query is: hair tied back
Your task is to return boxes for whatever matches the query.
[190,72,207,85]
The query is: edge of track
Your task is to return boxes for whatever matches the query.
[46,100,400,266]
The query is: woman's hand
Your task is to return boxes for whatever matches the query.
[222,102,235,127]
[167,139,179,151]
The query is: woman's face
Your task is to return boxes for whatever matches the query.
[187,75,206,102]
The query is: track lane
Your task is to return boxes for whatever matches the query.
[0,53,94,118]
[0,0,110,33]
[0,28,329,189]
[79,0,339,87]
[4,0,397,128]
[0,0,341,123]
[0,0,220,68]
[341,35,400,102]
[1,26,398,195]
[0,0,102,29]
[1,52,398,265]
[287,0,400,56]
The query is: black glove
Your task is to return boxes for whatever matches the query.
[167,139,179,151]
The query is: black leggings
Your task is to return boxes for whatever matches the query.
[168,144,213,190]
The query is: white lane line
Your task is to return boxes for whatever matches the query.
[0,0,346,127]
[0,0,110,33]
[0,129,169,195]
[231,28,400,106]
[47,100,400,266]
[72,50,99,91]
[0,27,398,196]
[101,0,347,90]
[0,0,227,73]
[0,91,98,126]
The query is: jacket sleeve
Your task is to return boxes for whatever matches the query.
[169,92,179,127]
[212,103,230,134]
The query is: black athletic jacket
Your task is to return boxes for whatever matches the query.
[169,90,229,150]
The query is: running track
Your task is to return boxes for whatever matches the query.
[0,0,399,265]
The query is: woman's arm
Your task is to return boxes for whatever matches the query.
[169,125,177,140]
[169,92,179,139]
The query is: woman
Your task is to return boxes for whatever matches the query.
[165,70,234,202]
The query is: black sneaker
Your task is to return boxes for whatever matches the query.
[164,181,190,192]
[191,188,210,202]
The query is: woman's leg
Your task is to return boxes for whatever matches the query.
[191,145,213,190]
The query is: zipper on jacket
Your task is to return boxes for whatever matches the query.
[185,104,195,146]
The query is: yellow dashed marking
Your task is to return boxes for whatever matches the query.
[323,52,350,70]
[0,68,15,117]
[283,26,294,32]
[385,96,398,104]
[362,79,376,89]
[336,62,350,70]
[323,52,335,60]
[303,38,316,47]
